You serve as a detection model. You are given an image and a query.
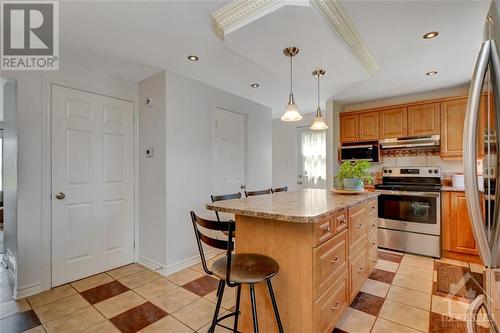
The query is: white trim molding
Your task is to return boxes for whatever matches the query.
[15,282,42,299]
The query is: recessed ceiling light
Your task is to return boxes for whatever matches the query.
[423,31,439,39]
[187,55,199,61]
[250,83,260,88]
[426,71,438,76]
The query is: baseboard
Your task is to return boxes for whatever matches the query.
[15,282,42,299]
[442,250,483,264]
[138,249,221,276]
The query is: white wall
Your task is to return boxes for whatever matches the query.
[138,72,167,268]
[162,71,272,271]
[2,62,138,297]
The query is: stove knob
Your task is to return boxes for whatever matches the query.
[383,170,388,174]
[428,169,433,174]
[388,170,393,173]
[434,169,438,174]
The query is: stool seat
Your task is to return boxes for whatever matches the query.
[211,254,279,284]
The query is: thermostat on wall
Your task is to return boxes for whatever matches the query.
[145,147,154,158]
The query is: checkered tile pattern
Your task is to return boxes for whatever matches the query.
[0,250,489,333]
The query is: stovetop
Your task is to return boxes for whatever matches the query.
[376,166,442,192]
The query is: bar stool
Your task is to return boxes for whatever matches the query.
[190,211,284,333]
[272,186,288,193]
[244,189,272,197]
[211,192,242,222]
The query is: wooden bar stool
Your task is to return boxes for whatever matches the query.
[244,189,272,197]
[211,192,242,222]
[190,211,284,333]
[272,186,288,193]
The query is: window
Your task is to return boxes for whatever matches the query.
[298,128,326,189]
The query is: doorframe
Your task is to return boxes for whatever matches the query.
[41,80,139,290]
[211,105,248,192]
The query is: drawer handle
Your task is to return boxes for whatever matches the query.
[371,205,376,210]
[372,223,377,227]
[357,267,364,273]
[372,259,377,263]
[372,241,376,246]
[331,302,340,311]
[331,257,340,264]
[337,217,346,224]
[356,224,363,229]
[321,225,331,233]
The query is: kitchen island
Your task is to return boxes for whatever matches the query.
[207,189,379,333]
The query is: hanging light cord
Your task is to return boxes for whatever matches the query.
[290,54,293,95]
[317,74,320,109]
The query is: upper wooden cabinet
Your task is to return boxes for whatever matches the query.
[358,112,379,141]
[379,107,408,139]
[340,114,359,143]
[440,98,467,159]
[407,102,441,136]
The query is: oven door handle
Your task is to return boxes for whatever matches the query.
[375,190,440,198]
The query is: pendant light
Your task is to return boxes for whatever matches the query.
[281,47,303,121]
[311,69,328,130]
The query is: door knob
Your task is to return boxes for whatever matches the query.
[240,184,246,190]
[55,192,65,200]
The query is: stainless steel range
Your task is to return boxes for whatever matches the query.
[375,166,441,257]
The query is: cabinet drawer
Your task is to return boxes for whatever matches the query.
[349,245,368,301]
[367,199,377,217]
[335,209,347,233]
[349,204,368,250]
[368,230,377,250]
[313,230,348,300]
[314,272,348,333]
[314,215,334,246]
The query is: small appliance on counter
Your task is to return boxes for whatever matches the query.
[452,174,465,188]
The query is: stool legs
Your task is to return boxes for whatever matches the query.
[210,280,225,333]
[266,278,284,333]
[249,284,259,333]
[233,284,242,332]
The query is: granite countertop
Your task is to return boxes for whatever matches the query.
[206,188,380,223]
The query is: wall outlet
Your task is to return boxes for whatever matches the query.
[145,147,154,158]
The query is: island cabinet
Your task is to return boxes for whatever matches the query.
[207,190,379,333]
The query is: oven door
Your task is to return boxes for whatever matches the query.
[377,190,440,235]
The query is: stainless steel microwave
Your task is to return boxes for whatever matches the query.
[340,143,379,162]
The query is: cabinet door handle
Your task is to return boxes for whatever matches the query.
[372,223,377,227]
[357,267,364,273]
[321,225,331,233]
[331,302,340,311]
[356,224,363,229]
[331,257,340,264]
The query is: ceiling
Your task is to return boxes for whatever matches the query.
[59,1,491,118]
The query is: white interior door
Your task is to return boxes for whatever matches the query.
[51,85,134,286]
[212,108,246,195]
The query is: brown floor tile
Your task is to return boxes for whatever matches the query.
[80,281,129,305]
[349,291,385,316]
[110,302,167,333]
[71,273,115,293]
[182,276,219,297]
[378,251,403,263]
[0,310,41,333]
[368,268,396,284]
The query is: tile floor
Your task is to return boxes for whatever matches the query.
[0,250,489,333]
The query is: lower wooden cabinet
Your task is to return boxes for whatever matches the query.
[314,272,348,333]
[349,244,368,301]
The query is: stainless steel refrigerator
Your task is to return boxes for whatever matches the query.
[464,5,500,332]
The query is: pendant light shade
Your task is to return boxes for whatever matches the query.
[311,69,328,130]
[281,47,302,122]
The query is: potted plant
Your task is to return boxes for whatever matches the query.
[336,161,373,191]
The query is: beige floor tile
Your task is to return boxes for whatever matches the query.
[431,295,470,321]
[386,285,431,310]
[166,268,203,286]
[470,262,485,273]
[189,262,206,274]
[138,315,193,333]
[378,299,430,332]
[371,318,422,333]
[203,286,237,310]
[198,311,234,332]
[70,273,114,292]
[27,285,77,308]
[23,326,47,333]
[118,269,162,289]
[33,294,89,323]
[80,320,121,333]
[172,298,217,331]
[150,287,200,313]
[134,278,178,300]
[359,278,390,298]
[335,307,376,333]
[0,298,31,319]
[435,257,469,268]
[400,254,434,270]
[392,273,433,294]
[93,290,145,319]
[107,264,145,279]
[43,306,105,333]
[375,259,399,273]
[397,263,434,281]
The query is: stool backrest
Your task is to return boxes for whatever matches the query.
[244,189,272,197]
[189,211,234,276]
[272,186,288,193]
[210,192,241,221]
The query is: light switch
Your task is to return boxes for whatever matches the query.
[145,147,154,158]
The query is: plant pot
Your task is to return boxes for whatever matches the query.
[334,177,344,189]
[343,178,364,191]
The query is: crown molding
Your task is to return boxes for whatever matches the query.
[310,0,378,74]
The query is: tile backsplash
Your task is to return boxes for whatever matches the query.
[369,156,463,173]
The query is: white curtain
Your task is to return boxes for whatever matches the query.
[301,129,326,188]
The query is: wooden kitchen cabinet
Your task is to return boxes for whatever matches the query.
[441,191,481,263]
[358,112,379,141]
[407,102,440,136]
[340,113,359,143]
[379,107,408,139]
[440,98,467,159]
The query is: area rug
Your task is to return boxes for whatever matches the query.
[435,262,484,300]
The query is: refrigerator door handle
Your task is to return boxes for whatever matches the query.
[464,39,492,266]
